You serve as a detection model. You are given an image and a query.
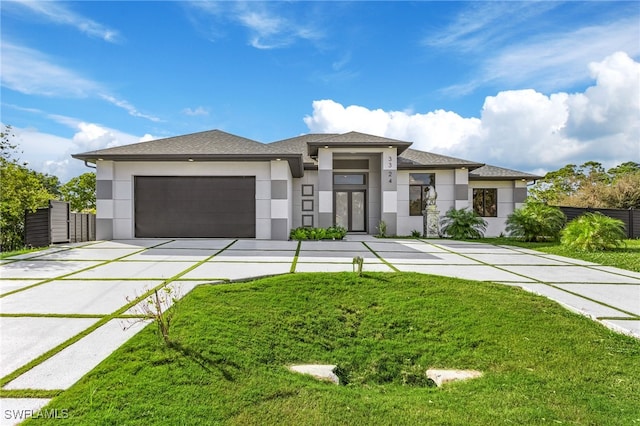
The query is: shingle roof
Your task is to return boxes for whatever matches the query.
[305,131,412,156]
[72,129,539,182]
[73,129,274,157]
[468,164,541,181]
[72,129,304,177]
[398,148,484,170]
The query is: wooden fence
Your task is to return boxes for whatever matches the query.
[558,206,639,239]
[25,200,96,247]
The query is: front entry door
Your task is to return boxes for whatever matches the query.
[335,190,366,232]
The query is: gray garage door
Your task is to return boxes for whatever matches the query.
[134,176,255,238]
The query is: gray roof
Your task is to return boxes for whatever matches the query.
[72,129,304,177]
[398,148,484,170]
[72,128,538,181]
[469,165,541,181]
[305,131,412,156]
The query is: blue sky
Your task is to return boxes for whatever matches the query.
[1,1,639,181]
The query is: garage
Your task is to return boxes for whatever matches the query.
[134,176,255,238]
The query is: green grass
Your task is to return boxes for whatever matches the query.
[0,246,44,259]
[484,238,640,272]
[28,273,640,425]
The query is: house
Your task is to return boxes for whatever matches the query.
[72,130,540,240]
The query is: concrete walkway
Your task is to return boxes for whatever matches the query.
[1,236,639,425]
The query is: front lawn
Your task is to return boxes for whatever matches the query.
[484,238,640,273]
[30,273,640,425]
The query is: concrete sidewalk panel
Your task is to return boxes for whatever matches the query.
[295,263,394,273]
[602,320,640,339]
[35,249,141,261]
[500,265,640,284]
[298,250,378,259]
[555,284,640,316]
[4,247,70,260]
[535,254,599,266]
[463,253,571,266]
[71,261,195,280]
[4,319,149,390]
[182,262,291,280]
[365,242,424,252]
[301,241,366,251]
[215,250,295,260]
[0,261,102,279]
[0,280,42,294]
[1,280,164,315]
[0,317,98,378]
[395,264,535,282]
[589,266,640,280]
[230,240,299,250]
[397,242,450,253]
[159,239,235,249]
[382,253,480,265]
[518,283,633,318]
[126,248,218,261]
[433,245,519,254]
[90,240,170,249]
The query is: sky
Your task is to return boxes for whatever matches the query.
[1,0,639,182]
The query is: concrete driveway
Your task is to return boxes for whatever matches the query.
[1,236,639,425]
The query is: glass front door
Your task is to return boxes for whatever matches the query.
[335,190,366,232]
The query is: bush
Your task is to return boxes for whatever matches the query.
[561,212,626,251]
[440,208,487,239]
[506,202,566,242]
[289,226,347,241]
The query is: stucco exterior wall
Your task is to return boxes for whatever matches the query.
[468,180,518,237]
[96,160,273,240]
[397,169,457,236]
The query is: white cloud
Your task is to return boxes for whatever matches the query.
[182,106,209,116]
[1,42,100,97]
[1,41,160,122]
[4,0,122,42]
[304,52,640,174]
[186,1,322,49]
[7,121,143,182]
[428,3,640,95]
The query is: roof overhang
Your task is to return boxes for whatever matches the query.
[397,163,485,171]
[307,141,412,157]
[468,175,540,181]
[72,153,305,178]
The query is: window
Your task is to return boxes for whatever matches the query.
[409,173,435,216]
[334,174,366,185]
[473,189,497,217]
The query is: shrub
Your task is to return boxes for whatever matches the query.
[377,220,387,237]
[506,202,566,242]
[411,229,421,238]
[289,226,346,241]
[561,212,626,251]
[440,208,487,239]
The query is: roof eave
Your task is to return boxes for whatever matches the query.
[72,153,305,178]
[307,141,412,157]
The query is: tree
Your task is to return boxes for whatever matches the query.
[529,161,640,209]
[1,161,55,250]
[0,126,57,250]
[60,172,96,212]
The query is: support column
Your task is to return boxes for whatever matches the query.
[270,160,291,240]
[381,148,397,235]
[96,161,114,240]
[317,149,333,228]
[454,168,469,210]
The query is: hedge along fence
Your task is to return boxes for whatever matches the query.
[25,200,96,247]
[558,206,639,239]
